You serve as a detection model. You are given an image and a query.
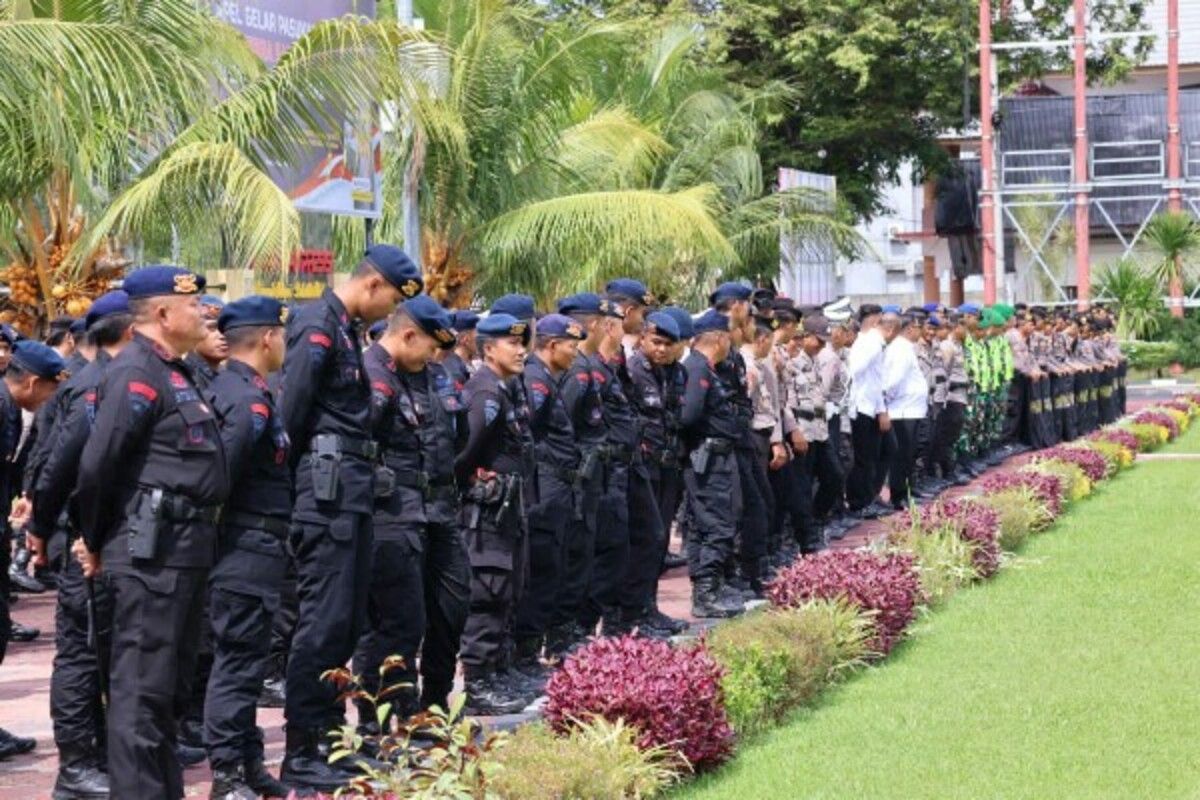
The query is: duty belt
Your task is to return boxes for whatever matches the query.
[147,489,223,524]
[224,511,290,536]
[394,470,457,499]
[703,437,735,455]
[646,449,680,468]
[602,444,636,465]
[309,433,379,460]
[543,463,579,483]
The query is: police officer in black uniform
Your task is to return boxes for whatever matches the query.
[680,309,745,619]
[73,265,228,800]
[202,296,292,800]
[353,295,469,728]
[456,313,535,716]
[624,311,687,636]
[278,244,418,794]
[588,294,642,634]
[29,291,132,799]
[656,306,695,572]
[548,294,612,654]
[512,314,585,683]
[440,309,478,390]
[0,339,66,761]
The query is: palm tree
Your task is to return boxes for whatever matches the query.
[1094,257,1164,340]
[0,0,437,330]
[349,0,860,307]
[1141,210,1200,319]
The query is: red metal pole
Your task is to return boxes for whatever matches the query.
[979,0,997,305]
[1073,0,1090,310]
[1167,0,1184,317]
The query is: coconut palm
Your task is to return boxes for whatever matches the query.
[1141,210,1200,318]
[0,0,437,330]
[352,0,860,307]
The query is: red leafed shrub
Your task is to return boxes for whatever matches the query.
[544,635,734,771]
[979,471,1065,518]
[1090,427,1139,453]
[919,499,1002,578]
[1133,410,1179,439]
[1036,445,1109,482]
[766,550,923,656]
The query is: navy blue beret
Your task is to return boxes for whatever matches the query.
[605,278,653,306]
[660,306,695,339]
[881,304,901,314]
[536,313,586,341]
[11,339,66,380]
[692,309,731,335]
[69,318,86,336]
[644,311,681,342]
[922,302,941,313]
[364,244,423,298]
[368,320,387,338]
[709,281,752,306]
[477,312,530,343]
[49,315,74,333]
[490,294,536,321]
[558,293,603,316]
[451,310,480,332]
[85,291,131,330]
[957,303,981,316]
[217,295,286,333]
[402,294,457,348]
[927,315,942,328]
[0,325,20,346]
[123,265,206,299]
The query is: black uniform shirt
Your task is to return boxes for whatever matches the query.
[32,350,109,536]
[560,352,606,450]
[627,348,672,458]
[185,351,219,392]
[209,358,291,520]
[279,288,373,517]
[76,333,228,559]
[455,364,534,485]
[523,354,578,470]
[593,351,639,452]
[440,351,472,391]
[22,350,87,497]
[716,350,754,446]
[366,343,458,527]
[0,381,22,521]
[680,350,740,446]
[430,360,467,452]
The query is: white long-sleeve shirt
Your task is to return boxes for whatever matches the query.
[883,336,929,420]
[846,327,886,418]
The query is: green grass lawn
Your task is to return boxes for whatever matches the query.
[677,452,1200,799]
[1163,424,1200,453]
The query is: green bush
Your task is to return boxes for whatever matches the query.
[976,487,1053,549]
[884,517,977,606]
[1120,421,1168,451]
[706,601,871,735]
[1024,461,1090,503]
[490,718,683,800]
[1154,313,1200,368]
[1122,340,1180,375]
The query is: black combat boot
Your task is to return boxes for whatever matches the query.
[51,741,109,800]
[280,727,349,795]
[244,756,291,799]
[462,675,528,717]
[209,762,257,800]
[691,578,740,619]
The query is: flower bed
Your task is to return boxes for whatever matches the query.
[767,550,923,656]
[980,470,1065,518]
[1034,445,1110,483]
[544,635,734,771]
[1132,410,1180,439]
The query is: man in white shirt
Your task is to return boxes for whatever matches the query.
[845,305,895,518]
[883,313,930,510]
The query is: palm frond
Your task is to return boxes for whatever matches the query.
[475,186,736,297]
[72,141,299,275]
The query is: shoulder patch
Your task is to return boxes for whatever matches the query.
[484,397,500,425]
[308,332,332,348]
[371,380,395,397]
[127,380,157,419]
